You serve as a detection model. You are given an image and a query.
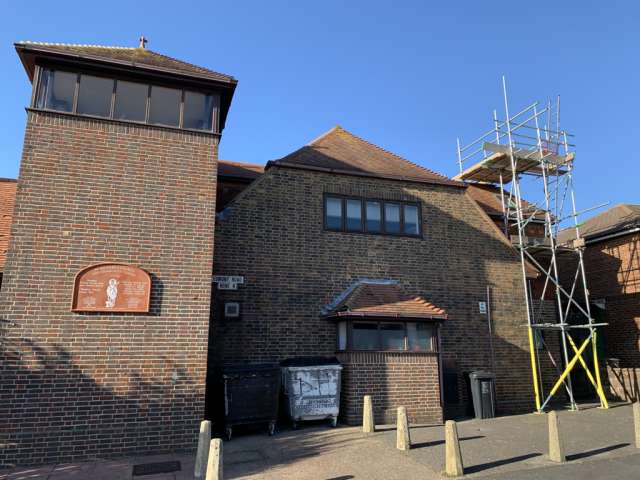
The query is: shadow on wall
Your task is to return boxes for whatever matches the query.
[0,330,201,468]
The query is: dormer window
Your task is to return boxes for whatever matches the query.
[33,67,220,133]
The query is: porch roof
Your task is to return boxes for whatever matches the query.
[325,283,447,320]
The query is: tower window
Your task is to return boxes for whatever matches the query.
[36,69,76,112]
[114,80,148,122]
[33,67,220,133]
[148,86,181,127]
[77,74,114,118]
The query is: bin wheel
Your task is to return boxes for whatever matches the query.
[225,427,232,441]
[268,421,276,436]
[330,417,338,428]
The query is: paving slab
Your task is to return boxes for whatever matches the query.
[373,402,637,478]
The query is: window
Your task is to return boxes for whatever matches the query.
[114,80,148,122]
[403,204,420,235]
[36,69,76,112]
[366,201,382,232]
[33,67,219,132]
[384,203,401,234]
[380,323,405,350]
[324,195,421,236]
[325,196,343,230]
[148,85,181,127]
[183,91,215,130]
[345,199,363,231]
[351,322,380,350]
[339,320,436,352]
[407,322,435,351]
[77,74,114,117]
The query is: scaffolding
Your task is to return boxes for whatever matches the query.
[454,78,609,412]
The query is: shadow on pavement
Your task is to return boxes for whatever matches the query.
[464,453,543,474]
[567,443,630,461]
[412,435,485,449]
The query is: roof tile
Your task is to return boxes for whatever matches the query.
[268,126,463,187]
[329,283,447,319]
[15,41,236,84]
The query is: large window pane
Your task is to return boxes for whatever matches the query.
[114,80,148,122]
[325,196,342,230]
[384,202,401,234]
[148,85,181,127]
[77,74,113,117]
[352,322,379,350]
[37,69,76,112]
[366,201,382,232]
[408,323,434,352]
[346,199,363,231]
[404,204,420,235]
[380,323,405,350]
[183,91,214,131]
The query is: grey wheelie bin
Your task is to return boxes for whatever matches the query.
[469,370,496,419]
[281,357,342,428]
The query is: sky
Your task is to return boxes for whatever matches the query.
[1,1,638,216]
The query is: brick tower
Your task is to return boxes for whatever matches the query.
[0,41,236,465]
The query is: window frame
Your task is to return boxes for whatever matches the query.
[337,319,438,353]
[323,193,422,238]
[32,65,220,134]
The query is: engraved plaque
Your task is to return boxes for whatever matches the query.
[72,263,151,313]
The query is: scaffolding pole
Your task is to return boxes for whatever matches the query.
[455,79,608,413]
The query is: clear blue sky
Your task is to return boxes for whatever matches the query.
[1,1,638,214]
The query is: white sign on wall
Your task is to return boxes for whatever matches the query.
[478,301,487,314]
[213,275,245,290]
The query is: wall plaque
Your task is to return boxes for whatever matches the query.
[71,263,151,313]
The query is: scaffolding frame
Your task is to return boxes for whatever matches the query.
[454,78,608,412]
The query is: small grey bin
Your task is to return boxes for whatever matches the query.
[469,371,496,419]
[281,357,343,428]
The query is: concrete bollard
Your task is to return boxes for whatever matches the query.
[634,402,640,449]
[194,420,212,479]
[205,438,223,480]
[444,420,464,477]
[548,410,566,462]
[363,395,375,433]
[396,406,411,451]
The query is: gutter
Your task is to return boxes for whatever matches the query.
[585,227,640,245]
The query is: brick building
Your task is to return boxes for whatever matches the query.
[211,126,540,424]
[558,204,640,401]
[0,41,236,465]
[1,40,548,466]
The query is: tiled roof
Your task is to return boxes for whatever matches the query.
[218,160,264,181]
[268,126,463,187]
[558,204,640,244]
[328,283,447,320]
[15,41,236,84]
[0,179,17,271]
[466,183,546,221]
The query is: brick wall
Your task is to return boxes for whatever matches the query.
[573,234,640,399]
[584,233,640,298]
[0,110,218,466]
[212,166,537,420]
[337,351,442,425]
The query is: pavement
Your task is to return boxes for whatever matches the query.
[1,403,638,479]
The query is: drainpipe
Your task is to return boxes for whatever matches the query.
[487,286,496,374]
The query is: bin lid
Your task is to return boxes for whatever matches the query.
[280,356,341,367]
[470,370,495,380]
